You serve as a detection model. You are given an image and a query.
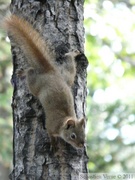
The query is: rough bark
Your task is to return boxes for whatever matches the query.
[9,0,88,179]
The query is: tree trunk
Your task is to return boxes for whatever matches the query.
[9,0,88,179]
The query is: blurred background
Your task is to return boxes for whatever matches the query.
[0,0,135,179]
[85,0,135,172]
[0,0,13,179]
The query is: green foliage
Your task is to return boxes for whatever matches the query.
[85,0,135,172]
[0,28,12,167]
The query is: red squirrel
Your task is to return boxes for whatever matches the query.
[4,14,86,149]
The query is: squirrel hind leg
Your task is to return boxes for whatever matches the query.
[26,67,37,86]
[60,50,80,87]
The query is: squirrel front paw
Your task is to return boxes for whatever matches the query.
[16,68,36,78]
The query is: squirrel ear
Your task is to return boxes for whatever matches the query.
[79,118,85,128]
[65,119,75,129]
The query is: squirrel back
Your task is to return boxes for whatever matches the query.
[3,14,54,72]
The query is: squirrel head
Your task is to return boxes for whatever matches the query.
[60,117,86,149]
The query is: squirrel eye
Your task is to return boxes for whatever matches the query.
[70,133,76,140]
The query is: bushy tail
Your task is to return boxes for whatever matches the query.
[3,14,54,72]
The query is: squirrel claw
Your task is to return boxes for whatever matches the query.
[50,144,58,153]
[65,50,80,58]
[73,49,80,55]
[49,136,59,153]
[16,69,26,77]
